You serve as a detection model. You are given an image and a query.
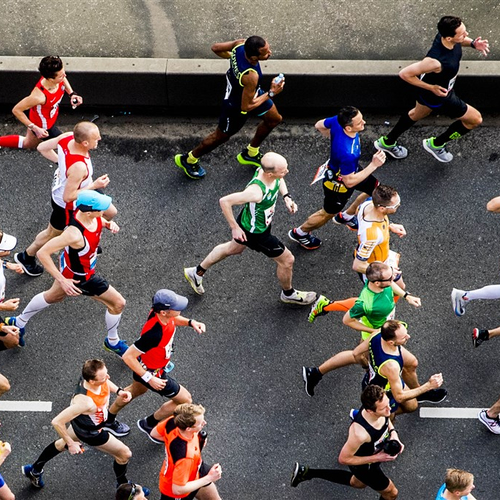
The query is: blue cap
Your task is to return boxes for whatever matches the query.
[76,190,112,212]
[152,289,188,311]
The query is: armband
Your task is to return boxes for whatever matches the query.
[389,428,397,435]
[403,292,410,299]
[188,319,193,327]
[141,371,153,383]
[69,91,78,97]
[116,387,124,396]
[470,39,476,49]
[2,261,7,269]
[283,193,291,200]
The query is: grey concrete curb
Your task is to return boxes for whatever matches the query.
[1,56,499,113]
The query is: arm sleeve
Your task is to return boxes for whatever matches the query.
[133,323,163,353]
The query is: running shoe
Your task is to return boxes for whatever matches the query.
[308,295,331,323]
[174,154,206,179]
[4,317,25,347]
[14,251,43,277]
[374,136,408,159]
[184,266,204,295]
[416,388,447,404]
[101,420,131,437]
[472,328,489,348]
[302,366,322,397]
[236,148,263,168]
[478,409,500,434]
[451,288,468,317]
[333,212,358,231]
[287,229,321,250]
[103,338,129,357]
[137,418,163,444]
[422,137,453,163]
[280,290,317,305]
[291,462,309,487]
[22,464,44,488]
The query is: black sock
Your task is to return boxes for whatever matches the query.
[33,441,62,472]
[106,412,117,424]
[385,113,416,144]
[196,265,206,276]
[113,460,128,485]
[283,288,294,297]
[146,414,160,428]
[433,120,471,147]
[23,250,36,263]
[307,468,353,485]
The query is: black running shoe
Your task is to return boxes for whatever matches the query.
[302,366,322,397]
[417,388,447,404]
[14,252,43,277]
[291,462,309,488]
[472,328,489,348]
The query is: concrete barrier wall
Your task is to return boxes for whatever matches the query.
[0,56,498,114]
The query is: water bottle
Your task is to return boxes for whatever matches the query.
[273,73,284,85]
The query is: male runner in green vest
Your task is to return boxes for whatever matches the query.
[184,152,316,305]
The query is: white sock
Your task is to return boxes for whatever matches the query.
[105,311,122,344]
[341,212,354,221]
[295,227,307,236]
[465,285,500,302]
[18,293,51,327]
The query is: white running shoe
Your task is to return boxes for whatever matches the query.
[184,267,204,295]
[280,290,317,305]
[451,288,467,317]
[478,409,500,434]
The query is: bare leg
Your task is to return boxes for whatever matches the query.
[272,248,295,290]
[300,208,335,233]
[248,105,282,148]
[343,192,369,216]
[191,128,231,159]
[154,385,192,421]
[200,240,246,270]
[319,350,357,375]
[27,223,62,257]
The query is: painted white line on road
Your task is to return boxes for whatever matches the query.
[0,401,52,412]
[420,408,483,419]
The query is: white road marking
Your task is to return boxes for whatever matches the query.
[0,401,52,412]
[420,407,483,419]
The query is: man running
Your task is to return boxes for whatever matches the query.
[150,403,222,500]
[6,190,128,356]
[174,36,284,179]
[288,106,385,250]
[104,290,204,444]
[14,121,114,277]
[0,56,82,150]
[375,16,489,163]
[184,152,316,305]
[21,359,144,494]
[291,385,403,500]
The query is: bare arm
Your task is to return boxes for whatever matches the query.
[240,71,284,112]
[63,77,83,107]
[462,36,490,57]
[315,119,330,138]
[211,39,245,58]
[341,150,386,189]
[173,315,206,334]
[279,179,298,214]
[487,196,500,213]
[338,423,396,466]
[343,312,378,334]
[37,132,72,162]
[172,463,222,496]
[12,87,48,138]
[219,184,263,242]
[52,395,94,454]
[399,57,448,97]
[122,345,167,391]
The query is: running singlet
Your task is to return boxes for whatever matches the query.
[435,484,468,500]
[349,283,395,337]
[134,311,176,372]
[28,78,66,130]
[60,215,102,280]
[157,416,203,498]
[52,134,94,210]
[420,33,462,104]
[368,332,404,391]
[239,169,281,233]
[323,115,361,177]
[355,200,390,264]
[224,43,263,108]
[352,409,390,457]
[71,376,109,431]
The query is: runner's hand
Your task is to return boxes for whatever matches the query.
[431,85,448,97]
[92,174,110,190]
[148,376,167,391]
[232,227,247,243]
[428,373,443,389]
[68,441,84,455]
[371,150,386,168]
[190,320,206,334]
[207,463,222,482]
[59,277,82,296]
[405,295,421,307]
[0,298,20,311]
[31,125,49,139]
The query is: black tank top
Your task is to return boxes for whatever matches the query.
[353,409,390,457]
[419,33,462,104]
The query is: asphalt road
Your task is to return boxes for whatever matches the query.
[0,111,500,499]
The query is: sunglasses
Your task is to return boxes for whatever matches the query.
[127,484,142,500]
[370,267,394,283]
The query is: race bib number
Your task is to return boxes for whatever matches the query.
[52,168,62,191]
[264,205,275,226]
[448,75,457,92]
[50,103,59,119]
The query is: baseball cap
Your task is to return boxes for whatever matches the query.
[152,289,188,311]
[0,231,17,251]
[76,190,112,212]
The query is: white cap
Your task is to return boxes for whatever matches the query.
[0,232,17,251]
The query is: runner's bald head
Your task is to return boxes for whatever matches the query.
[261,152,287,173]
[73,121,99,143]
